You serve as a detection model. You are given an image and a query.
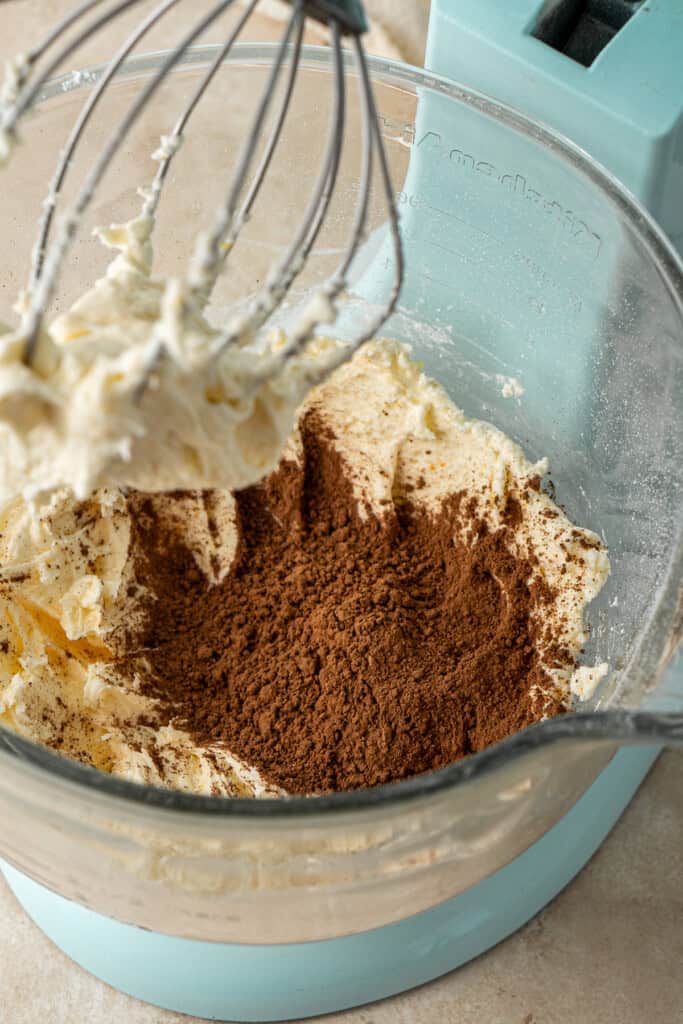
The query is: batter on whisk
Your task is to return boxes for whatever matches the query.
[0,207,345,506]
[0,0,400,508]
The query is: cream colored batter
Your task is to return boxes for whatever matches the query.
[0,207,343,509]
[0,334,610,795]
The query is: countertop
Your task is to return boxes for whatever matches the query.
[1,4,682,1022]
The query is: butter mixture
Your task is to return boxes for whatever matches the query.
[0,334,610,794]
[0,122,611,793]
[0,210,341,507]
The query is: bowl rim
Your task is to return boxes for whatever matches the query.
[1,42,681,821]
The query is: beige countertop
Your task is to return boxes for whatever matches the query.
[1,4,682,1022]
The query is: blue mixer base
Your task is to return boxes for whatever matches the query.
[1,746,657,1022]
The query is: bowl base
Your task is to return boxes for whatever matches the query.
[2,747,657,1022]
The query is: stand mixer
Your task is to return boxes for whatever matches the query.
[0,1,681,1020]
[415,0,683,876]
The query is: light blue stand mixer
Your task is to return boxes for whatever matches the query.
[1,1,682,1020]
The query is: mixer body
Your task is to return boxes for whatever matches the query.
[427,0,683,254]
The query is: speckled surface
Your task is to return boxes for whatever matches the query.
[1,4,682,1022]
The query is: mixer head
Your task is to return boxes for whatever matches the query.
[0,0,403,391]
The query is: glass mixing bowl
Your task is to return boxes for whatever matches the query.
[0,45,681,945]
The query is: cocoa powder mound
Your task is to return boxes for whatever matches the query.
[125,411,565,795]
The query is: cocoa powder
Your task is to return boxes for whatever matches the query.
[124,412,565,795]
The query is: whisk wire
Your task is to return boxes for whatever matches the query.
[144,0,265,222]
[268,32,404,389]
[212,18,346,356]
[237,12,305,224]
[30,0,190,288]
[250,33,375,376]
[187,0,305,297]
[22,0,241,361]
[3,0,149,132]
[353,32,403,326]
[26,0,125,65]
[302,33,404,385]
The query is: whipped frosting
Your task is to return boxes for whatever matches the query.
[0,208,342,510]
